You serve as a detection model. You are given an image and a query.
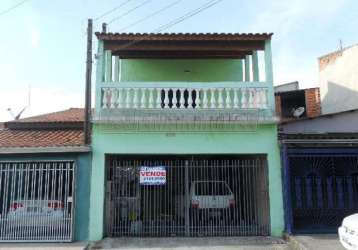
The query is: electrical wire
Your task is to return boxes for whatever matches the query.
[118,0,183,32]
[114,0,224,50]
[154,0,224,33]
[0,0,31,16]
[94,0,133,21]
[108,0,152,24]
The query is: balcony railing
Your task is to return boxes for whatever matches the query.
[100,82,270,111]
[94,82,276,128]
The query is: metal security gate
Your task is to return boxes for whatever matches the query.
[0,161,75,242]
[106,155,270,237]
[289,155,358,233]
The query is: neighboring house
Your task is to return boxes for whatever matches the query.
[280,108,358,234]
[319,43,358,114]
[89,32,284,240]
[0,108,91,242]
[274,81,299,93]
[275,86,321,122]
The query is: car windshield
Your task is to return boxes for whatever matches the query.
[195,182,231,196]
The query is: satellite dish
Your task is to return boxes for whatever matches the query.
[292,107,305,118]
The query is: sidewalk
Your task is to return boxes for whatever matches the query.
[89,237,289,250]
[0,242,88,250]
[287,234,345,250]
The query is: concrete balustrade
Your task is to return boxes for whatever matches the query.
[100,83,269,110]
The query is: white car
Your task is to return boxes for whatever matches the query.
[190,181,235,210]
[176,181,235,219]
[6,200,65,231]
[339,214,358,250]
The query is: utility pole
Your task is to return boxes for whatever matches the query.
[84,19,93,145]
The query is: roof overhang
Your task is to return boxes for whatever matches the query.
[0,146,91,154]
[279,133,358,147]
[95,32,273,59]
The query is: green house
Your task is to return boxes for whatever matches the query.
[89,32,284,240]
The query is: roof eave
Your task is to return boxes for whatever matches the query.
[0,146,91,154]
[95,32,274,41]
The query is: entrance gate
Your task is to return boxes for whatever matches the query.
[106,155,270,237]
[0,161,75,242]
[289,155,358,233]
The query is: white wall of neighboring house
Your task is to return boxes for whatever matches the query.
[319,44,358,114]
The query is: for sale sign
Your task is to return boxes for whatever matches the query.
[139,166,166,185]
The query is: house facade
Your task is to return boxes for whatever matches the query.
[319,44,358,114]
[280,109,358,233]
[0,108,91,242]
[89,32,284,240]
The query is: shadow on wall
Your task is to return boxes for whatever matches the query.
[322,81,358,114]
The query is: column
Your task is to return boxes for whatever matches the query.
[245,55,251,82]
[105,50,112,82]
[88,150,105,240]
[252,51,259,81]
[264,39,275,113]
[114,56,120,82]
[95,41,104,118]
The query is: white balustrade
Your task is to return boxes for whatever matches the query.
[125,89,131,108]
[241,88,247,109]
[140,89,146,109]
[179,89,185,108]
[188,90,193,109]
[148,89,155,108]
[210,89,216,108]
[156,89,161,108]
[117,88,123,108]
[233,89,239,108]
[101,86,269,110]
[225,88,231,108]
[203,89,208,109]
[172,89,178,109]
[196,89,201,109]
[133,88,139,108]
[163,88,170,108]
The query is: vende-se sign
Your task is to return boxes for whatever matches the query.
[140,166,166,185]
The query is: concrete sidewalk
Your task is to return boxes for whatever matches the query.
[89,237,289,250]
[287,234,345,250]
[0,242,88,250]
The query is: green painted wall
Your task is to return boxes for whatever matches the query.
[120,59,243,82]
[0,152,91,241]
[89,124,284,240]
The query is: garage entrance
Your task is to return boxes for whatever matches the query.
[105,155,270,237]
[289,154,358,233]
[0,161,75,242]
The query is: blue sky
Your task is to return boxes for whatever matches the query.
[0,0,357,121]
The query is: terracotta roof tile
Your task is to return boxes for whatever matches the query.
[13,108,84,123]
[0,108,86,148]
[0,129,84,148]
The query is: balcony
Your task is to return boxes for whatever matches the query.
[95,81,275,125]
[93,32,276,127]
[101,82,269,110]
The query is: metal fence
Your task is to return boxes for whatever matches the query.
[289,155,358,232]
[106,155,270,237]
[0,161,75,242]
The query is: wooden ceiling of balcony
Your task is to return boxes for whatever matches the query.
[95,32,272,59]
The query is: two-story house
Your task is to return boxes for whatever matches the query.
[89,32,284,240]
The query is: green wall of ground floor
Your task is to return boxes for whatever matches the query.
[0,152,91,241]
[88,124,284,240]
